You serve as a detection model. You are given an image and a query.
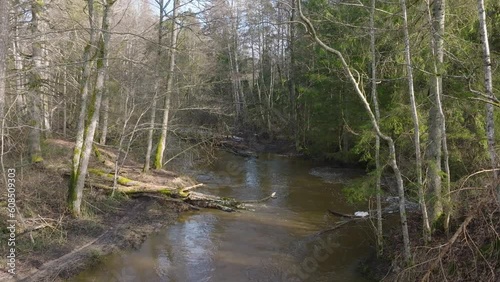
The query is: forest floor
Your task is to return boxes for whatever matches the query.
[0,139,196,282]
[362,187,500,282]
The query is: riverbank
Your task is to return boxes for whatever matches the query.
[361,184,500,281]
[0,139,192,281]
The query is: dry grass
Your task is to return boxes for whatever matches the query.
[0,138,186,281]
[383,186,500,282]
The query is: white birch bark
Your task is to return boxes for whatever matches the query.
[400,0,431,242]
[477,0,499,203]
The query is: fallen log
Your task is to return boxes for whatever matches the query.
[84,169,276,212]
[328,209,358,218]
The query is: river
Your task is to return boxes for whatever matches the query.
[74,152,375,282]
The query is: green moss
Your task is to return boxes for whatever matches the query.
[88,168,106,176]
[159,190,173,196]
[116,176,133,185]
[154,139,165,169]
[93,145,103,162]
[31,155,44,163]
[177,189,189,198]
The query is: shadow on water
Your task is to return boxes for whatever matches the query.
[75,152,377,282]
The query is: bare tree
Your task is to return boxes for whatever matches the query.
[144,0,167,172]
[425,0,451,231]
[155,0,180,169]
[0,0,8,177]
[28,0,47,164]
[369,0,383,255]
[477,0,499,203]
[68,0,115,216]
[400,0,431,242]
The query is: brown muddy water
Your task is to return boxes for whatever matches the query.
[74,152,376,282]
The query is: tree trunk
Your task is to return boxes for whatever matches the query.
[143,0,166,173]
[99,73,109,145]
[13,9,27,119]
[0,0,7,177]
[63,66,67,137]
[28,0,47,164]
[477,0,499,203]
[425,0,447,226]
[369,0,383,256]
[400,0,431,242]
[68,0,114,216]
[68,0,97,214]
[154,0,179,169]
[288,0,298,148]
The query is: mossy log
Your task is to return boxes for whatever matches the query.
[84,169,274,212]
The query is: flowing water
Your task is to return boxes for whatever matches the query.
[75,152,375,282]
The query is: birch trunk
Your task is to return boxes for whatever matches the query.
[154,0,179,169]
[477,0,499,203]
[400,0,431,242]
[297,0,411,262]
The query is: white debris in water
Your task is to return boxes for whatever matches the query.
[354,211,369,217]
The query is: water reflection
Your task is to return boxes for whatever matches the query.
[75,152,372,282]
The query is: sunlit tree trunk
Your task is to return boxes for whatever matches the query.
[68,0,96,214]
[477,0,499,203]
[400,0,431,242]
[155,0,179,169]
[144,0,165,172]
[69,0,114,216]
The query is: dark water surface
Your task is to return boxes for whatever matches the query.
[74,152,374,282]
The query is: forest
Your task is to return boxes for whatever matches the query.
[0,0,499,281]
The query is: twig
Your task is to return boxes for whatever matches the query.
[317,219,359,235]
[180,183,204,192]
[421,214,475,282]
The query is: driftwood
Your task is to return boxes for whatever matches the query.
[328,209,359,218]
[85,168,276,212]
